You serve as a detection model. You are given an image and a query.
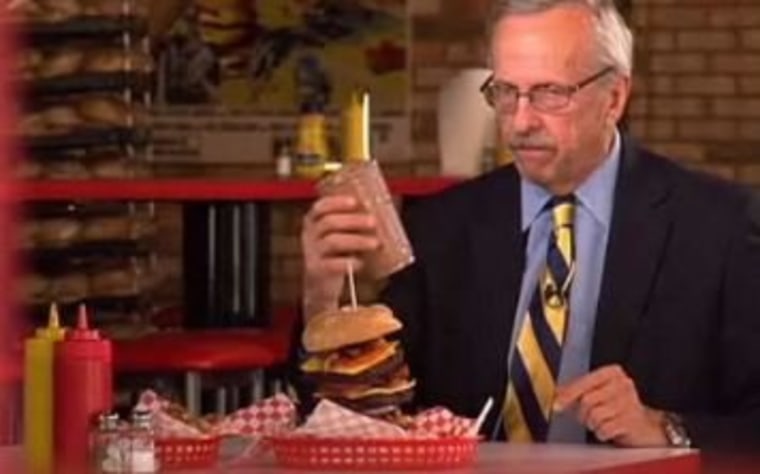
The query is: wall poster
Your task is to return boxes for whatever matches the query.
[150,0,411,165]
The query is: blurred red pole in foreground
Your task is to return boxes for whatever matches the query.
[0,5,23,461]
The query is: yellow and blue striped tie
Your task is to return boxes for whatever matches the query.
[504,196,576,442]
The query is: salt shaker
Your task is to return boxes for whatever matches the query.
[91,411,125,473]
[129,409,158,473]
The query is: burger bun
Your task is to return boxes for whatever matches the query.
[302,304,401,353]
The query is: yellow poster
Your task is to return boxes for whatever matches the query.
[152,0,409,114]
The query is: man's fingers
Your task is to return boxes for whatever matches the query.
[594,418,626,443]
[576,381,623,425]
[554,365,626,411]
[552,366,662,447]
[304,197,376,248]
[584,402,619,433]
[311,212,376,240]
[305,233,378,279]
[316,233,380,258]
[300,196,370,317]
[308,195,361,222]
[302,196,378,273]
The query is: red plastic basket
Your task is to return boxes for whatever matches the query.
[266,436,479,470]
[155,436,220,470]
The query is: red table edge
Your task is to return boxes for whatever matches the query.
[588,450,700,474]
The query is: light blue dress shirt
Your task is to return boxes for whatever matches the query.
[503,132,621,443]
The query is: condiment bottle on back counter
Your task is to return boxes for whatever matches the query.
[293,102,330,179]
[54,304,113,471]
[24,303,66,473]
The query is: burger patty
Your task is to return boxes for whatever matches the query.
[305,349,405,385]
[328,385,415,413]
[316,365,413,398]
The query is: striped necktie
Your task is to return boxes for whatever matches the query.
[504,195,576,442]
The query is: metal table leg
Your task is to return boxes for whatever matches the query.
[185,371,202,415]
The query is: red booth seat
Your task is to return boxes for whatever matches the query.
[113,328,291,372]
[112,307,297,414]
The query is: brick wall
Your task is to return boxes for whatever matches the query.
[628,0,760,181]
[157,0,760,312]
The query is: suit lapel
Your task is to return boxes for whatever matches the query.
[468,168,525,411]
[591,135,674,368]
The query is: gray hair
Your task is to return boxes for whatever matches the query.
[487,0,633,76]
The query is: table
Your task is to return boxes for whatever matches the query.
[0,443,704,473]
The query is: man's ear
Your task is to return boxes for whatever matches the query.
[608,75,632,125]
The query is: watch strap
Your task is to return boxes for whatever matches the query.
[662,411,692,448]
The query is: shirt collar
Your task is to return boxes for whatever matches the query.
[520,130,621,231]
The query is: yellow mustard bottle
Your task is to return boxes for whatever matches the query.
[294,104,330,179]
[342,88,371,163]
[24,303,66,473]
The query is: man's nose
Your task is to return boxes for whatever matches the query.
[510,95,542,133]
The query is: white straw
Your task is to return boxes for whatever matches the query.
[468,397,494,438]
[347,260,358,310]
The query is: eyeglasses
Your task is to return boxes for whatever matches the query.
[480,66,615,114]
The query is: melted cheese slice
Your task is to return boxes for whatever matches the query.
[301,340,399,375]
[317,379,416,401]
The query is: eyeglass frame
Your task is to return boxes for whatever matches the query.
[479,66,616,114]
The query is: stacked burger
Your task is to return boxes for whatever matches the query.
[300,304,416,418]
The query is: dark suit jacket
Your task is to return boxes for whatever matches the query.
[380,134,760,450]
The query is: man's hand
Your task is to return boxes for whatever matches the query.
[553,365,668,447]
[301,195,379,318]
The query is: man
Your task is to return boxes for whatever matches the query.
[300,0,760,450]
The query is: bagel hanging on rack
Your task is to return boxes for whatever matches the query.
[83,48,153,74]
[77,95,133,127]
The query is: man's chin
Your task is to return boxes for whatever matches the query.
[514,154,557,187]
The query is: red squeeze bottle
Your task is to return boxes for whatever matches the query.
[54,305,113,471]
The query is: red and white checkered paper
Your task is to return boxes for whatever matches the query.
[136,390,209,439]
[409,406,476,438]
[135,390,297,439]
[282,400,476,440]
[293,400,407,438]
[136,390,476,442]
[212,393,296,437]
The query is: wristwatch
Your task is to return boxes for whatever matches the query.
[662,412,692,448]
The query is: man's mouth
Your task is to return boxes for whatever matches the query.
[513,146,554,159]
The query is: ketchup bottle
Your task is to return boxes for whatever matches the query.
[54,304,113,471]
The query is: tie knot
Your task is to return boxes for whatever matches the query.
[550,195,575,230]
